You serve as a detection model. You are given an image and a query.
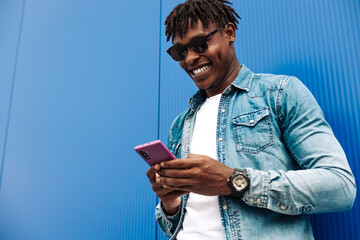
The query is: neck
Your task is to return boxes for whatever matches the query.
[205,60,242,98]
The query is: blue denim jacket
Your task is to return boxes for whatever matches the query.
[155,65,356,240]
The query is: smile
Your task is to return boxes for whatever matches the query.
[190,64,211,76]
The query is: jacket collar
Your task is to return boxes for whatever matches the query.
[231,65,254,92]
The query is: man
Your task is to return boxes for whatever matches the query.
[146,0,356,239]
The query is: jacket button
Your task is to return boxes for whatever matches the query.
[249,198,254,204]
[280,205,286,211]
[256,198,261,204]
[249,119,255,124]
[222,205,228,210]
[221,109,226,113]
[219,138,223,142]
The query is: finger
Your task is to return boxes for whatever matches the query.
[146,167,157,181]
[160,159,196,169]
[160,176,193,188]
[163,184,192,193]
[152,182,180,196]
[151,180,165,192]
[155,173,161,183]
[152,178,170,191]
[158,168,193,178]
[153,164,161,171]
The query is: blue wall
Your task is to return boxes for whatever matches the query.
[0,0,359,239]
[0,0,161,239]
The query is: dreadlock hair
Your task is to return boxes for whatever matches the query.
[165,0,241,42]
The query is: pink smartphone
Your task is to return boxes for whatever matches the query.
[134,140,176,166]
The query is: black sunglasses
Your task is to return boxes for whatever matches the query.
[166,25,225,61]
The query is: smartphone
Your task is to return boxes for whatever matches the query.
[134,140,176,166]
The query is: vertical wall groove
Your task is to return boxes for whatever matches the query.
[157,0,163,145]
[156,0,163,239]
[0,0,26,193]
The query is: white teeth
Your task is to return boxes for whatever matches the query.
[192,65,210,75]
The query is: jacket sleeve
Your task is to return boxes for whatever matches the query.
[243,76,356,215]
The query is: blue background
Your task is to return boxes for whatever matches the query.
[0,0,358,239]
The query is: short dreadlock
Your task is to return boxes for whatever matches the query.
[165,0,241,42]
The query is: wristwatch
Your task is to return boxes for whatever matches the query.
[227,169,250,198]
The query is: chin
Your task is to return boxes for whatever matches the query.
[194,82,211,91]
[192,78,213,89]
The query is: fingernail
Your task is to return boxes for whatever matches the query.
[162,184,167,188]
[156,178,160,183]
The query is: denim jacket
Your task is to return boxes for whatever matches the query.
[155,65,356,240]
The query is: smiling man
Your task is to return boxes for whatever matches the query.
[146,1,356,239]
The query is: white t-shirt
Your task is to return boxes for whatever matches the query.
[177,93,224,240]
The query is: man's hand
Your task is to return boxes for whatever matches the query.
[146,165,189,215]
[157,154,234,196]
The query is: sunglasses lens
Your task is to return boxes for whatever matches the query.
[167,45,186,61]
[190,36,208,54]
[166,36,209,61]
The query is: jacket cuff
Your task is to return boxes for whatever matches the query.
[155,199,183,237]
[243,168,315,215]
[242,168,269,208]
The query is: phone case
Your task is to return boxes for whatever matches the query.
[134,140,176,166]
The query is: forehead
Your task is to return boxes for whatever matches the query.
[172,20,217,45]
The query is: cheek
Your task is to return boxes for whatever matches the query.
[179,62,187,71]
[208,45,227,65]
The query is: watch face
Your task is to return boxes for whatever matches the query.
[232,175,248,191]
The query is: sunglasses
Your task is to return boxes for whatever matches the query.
[166,25,225,61]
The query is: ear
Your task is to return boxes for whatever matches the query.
[224,22,236,43]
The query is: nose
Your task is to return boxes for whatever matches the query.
[184,48,200,65]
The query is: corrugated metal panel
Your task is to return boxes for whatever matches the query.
[158,0,359,239]
[0,1,25,239]
[0,0,160,239]
[0,0,24,192]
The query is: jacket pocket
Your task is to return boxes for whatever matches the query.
[232,108,274,153]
